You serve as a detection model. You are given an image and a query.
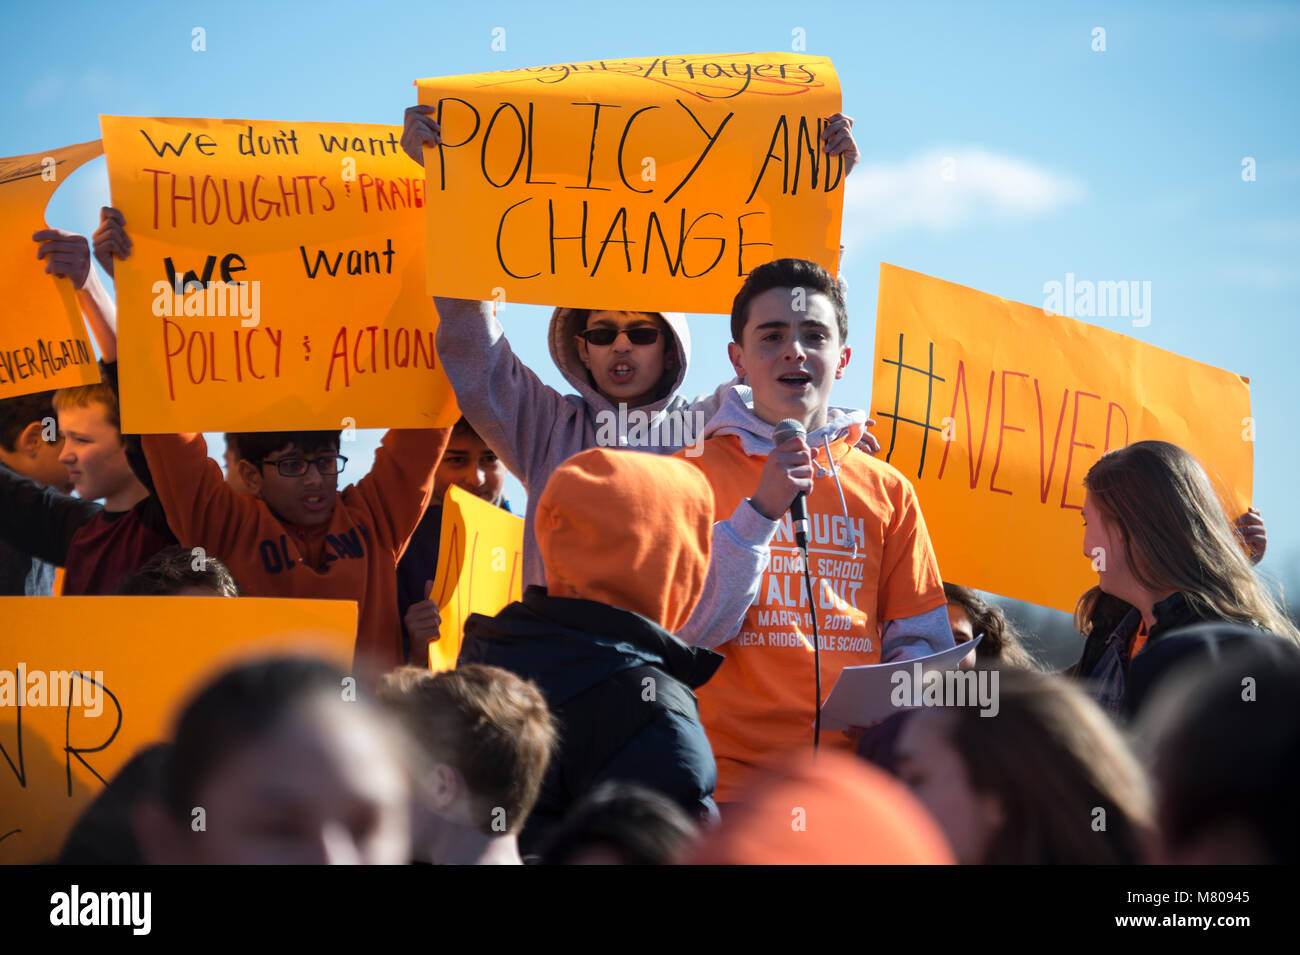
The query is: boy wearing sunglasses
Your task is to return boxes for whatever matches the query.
[92,209,451,675]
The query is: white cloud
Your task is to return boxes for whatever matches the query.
[842,148,1084,245]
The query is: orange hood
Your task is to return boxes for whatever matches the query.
[536,448,713,634]
[686,750,956,864]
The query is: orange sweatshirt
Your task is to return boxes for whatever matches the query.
[678,389,950,801]
[142,428,448,672]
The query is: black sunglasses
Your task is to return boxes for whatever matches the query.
[578,326,662,347]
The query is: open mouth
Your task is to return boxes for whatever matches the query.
[302,493,329,512]
[609,361,636,385]
[778,370,813,390]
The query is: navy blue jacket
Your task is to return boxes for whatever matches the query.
[460,586,722,852]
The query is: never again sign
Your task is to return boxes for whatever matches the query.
[415,53,844,314]
[100,116,460,433]
[0,140,104,400]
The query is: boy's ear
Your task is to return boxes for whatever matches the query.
[835,344,851,380]
[726,341,746,378]
[17,420,46,458]
[237,458,263,494]
[429,762,460,814]
[574,335,591,369]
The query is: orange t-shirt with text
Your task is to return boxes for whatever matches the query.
[685,433,946,802]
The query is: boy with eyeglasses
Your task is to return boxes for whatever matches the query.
[91,207,451,673]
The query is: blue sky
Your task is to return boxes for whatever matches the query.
[5,0,1297,597]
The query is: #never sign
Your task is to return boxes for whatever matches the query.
[871,264,1253,613]
[415,53,844,314]
[100,116,460,433]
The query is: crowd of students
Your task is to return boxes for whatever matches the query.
[4,104,1298,865]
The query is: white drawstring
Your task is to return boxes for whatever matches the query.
[820,432,858,561]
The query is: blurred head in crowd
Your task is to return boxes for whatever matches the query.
[0,390,71,492]
[114,545,240,597]
[379,664,556,865]
[135,656,411,864]
[1137,638,1300,864]
[1079,440,1299,642]
[943,582,1040,670]
[58,743,171,865]
[894,668,1153,864]
[540,781,700,865]
[689,750,953,865]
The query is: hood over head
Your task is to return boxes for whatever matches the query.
[536,447,712,634]
[549,306,690,414]
[686,750,956,864]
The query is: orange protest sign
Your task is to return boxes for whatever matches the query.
[415,53,844,314]
[871,264,1253,613]
[428,485,524,672]
[99,116,460,432]
[0,140,103,399]
[0,596,357,865]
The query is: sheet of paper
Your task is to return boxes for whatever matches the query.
[819,635,983,731]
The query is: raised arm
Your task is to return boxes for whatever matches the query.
[433,296,570,485]
[141,432,255,555]
[33,228,117,363]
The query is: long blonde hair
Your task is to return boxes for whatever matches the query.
[1082,440,1299,643]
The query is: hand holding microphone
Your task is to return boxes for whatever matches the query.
[750,419,814,531]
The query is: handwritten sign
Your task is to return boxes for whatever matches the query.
[871,263,1253,613]
[0,140,104,399]
[99,116,460,432]
[429,485,524,671]
[415,52,844,313]
[0,596,357,864]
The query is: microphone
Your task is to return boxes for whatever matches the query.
[774,417,823,751]
[773,418,810,550]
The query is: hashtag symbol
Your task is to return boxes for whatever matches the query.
[876,333,945,478]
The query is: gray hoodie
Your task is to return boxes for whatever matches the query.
[677,385,955,660]
[433,297,729,589]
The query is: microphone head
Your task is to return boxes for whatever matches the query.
[773,418,806,445]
